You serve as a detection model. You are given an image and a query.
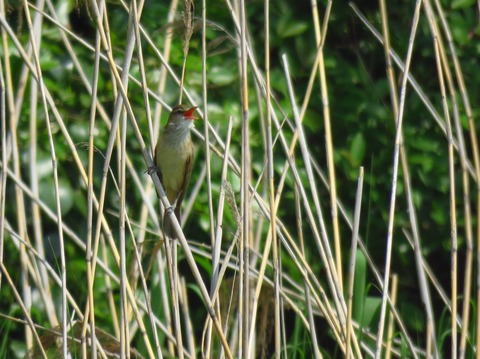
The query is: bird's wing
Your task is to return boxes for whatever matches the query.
[152,144,164,197]
[174,146,194,219]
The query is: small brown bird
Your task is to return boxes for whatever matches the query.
[154,104,198,238]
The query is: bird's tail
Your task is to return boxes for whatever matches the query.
[163,207,182,239]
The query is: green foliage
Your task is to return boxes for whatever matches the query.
[352,250,367,324]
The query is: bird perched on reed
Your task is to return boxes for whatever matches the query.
[153,104,198,239]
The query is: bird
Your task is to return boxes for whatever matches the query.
[153,104,198,239]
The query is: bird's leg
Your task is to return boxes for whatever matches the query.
[163,196,178,221]
[165,197,179,215]
[163,201,177,240]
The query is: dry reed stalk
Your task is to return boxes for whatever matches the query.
[200,0,215,353]
[1,1,479,357]
[424,2,474,357]
[432,19,458,359]
[346,167,364,358]
[385,274,398,359]
[22,2,68,355]
[179,0,194,104]
[294,177,322,359]
[373,1,422,356]
[430,3,480,351]
[310,0,342,292]
[0,36,5,296]
[379,0,439,354]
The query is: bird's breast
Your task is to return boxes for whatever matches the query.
[156,137,193,197]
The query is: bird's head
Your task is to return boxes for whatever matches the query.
[167,104,199,127]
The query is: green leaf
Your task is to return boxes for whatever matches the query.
[362,296,382,327]
[277,16,309,38]
[10,340,27,358]
[350,132,366,167]
[451,0,475,9]
[282,21,309,38]
[209,66,237,86]
[352,250,367,323]
[35,154,54,179]
[39,179,74,216]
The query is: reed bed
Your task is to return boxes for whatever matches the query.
[0,0,478,357]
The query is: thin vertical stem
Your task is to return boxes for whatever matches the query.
[375,1,422,356]
[119,109,130,359]
[435,28,458,359]
[238,0,251,355]
[309,0,342,290]
[0,263,47,358]
[201,1,217,354]
[84,1,103,355]
[294,176,322,359]
[201,0,214,250]
[165,238,185,359]
[282,53,347,341]
[0,41,6,292]
[381,0,438,354]
[86,0,157,355]
[28,2,54,326]
[346,167,364,359]
[431,3,480,349]
[385,274,398,359]
[425,2,473,357]
[23,1,67,355]
[266,0,281,356]
[425,2,458,357]
[211,118,234,357]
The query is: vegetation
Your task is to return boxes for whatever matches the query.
[1,0,479,357]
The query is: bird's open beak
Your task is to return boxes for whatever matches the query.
[183,106,199,120]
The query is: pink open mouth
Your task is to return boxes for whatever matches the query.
[183,106,198,120]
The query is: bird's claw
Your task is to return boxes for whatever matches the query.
[146,165,158,175]
[165,205,175,216]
